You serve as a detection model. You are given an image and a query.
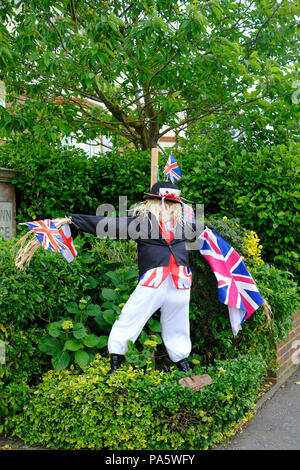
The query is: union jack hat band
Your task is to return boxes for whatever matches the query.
[143,182,182,203]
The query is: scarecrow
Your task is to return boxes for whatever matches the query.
[14,154,270,391]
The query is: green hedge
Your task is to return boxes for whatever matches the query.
[177,140,299,275]
[0,139,149,222]
[7,353,267,450]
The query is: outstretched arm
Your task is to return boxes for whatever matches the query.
[68,213,138,240]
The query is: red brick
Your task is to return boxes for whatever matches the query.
[277,343,289,356]
[276,340,286,350]
[277,349,291,365]
[295,325,300,337]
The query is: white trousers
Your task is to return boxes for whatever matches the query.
[108,275,192,362]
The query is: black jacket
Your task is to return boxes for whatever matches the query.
[69,213,193,278]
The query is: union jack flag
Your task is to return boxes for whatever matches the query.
[163,154,182,183]
[22,219,78,263]
[199,227,264,336]
[23,219,68,254]
[58,223,78,262]
[182,203,195,224]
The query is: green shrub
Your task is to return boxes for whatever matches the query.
[177,140,299,275]
[7,353,267,450]
[0,235,137,425]
[38,266,139,371]
[188,218,299,369]
[0,325,46,434]
[0,236,136,328]
[0,138,150,222]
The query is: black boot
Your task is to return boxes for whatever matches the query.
[175,358,191,373]
[109,354,125,374]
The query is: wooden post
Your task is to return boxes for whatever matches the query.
[150,147,159,188]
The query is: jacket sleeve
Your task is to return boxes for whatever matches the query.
[68,213,138,240]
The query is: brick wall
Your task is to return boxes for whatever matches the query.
[272,311,300,381]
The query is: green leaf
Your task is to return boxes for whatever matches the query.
[86,304,101,316]
[64,338,81,351]
[94,311,108,329]
[125,351,148,367]
[82,334,101,348]
[148,318,162,333]
[123,268,139,281]
[139,330,148,345]
[86,276,98,289]
[73,322,87,339]
[102,309,116,325]
[38,337,62,356]
[66,302,80,314]
[52,351,71,370]
[149,334,162,345]
[47,321,62,338]
[101,288,117,301]
[81,254,95,264]
[43,53,50,67]
[74,350,90,368]
[97,335,108,349]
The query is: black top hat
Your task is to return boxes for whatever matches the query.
[143,181,181,203]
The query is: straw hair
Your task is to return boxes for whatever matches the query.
[14,217,72,270]
[261,298,273,328]
[130,199,183,225]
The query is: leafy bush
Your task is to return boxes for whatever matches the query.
[7,353,267,450]
[0,138,150,222]
[177,140,299,275]
[0,236,136,328]
[0,235,138,427]
[0,325,46,434]
[38,266,138,370]
[189,228,299,370]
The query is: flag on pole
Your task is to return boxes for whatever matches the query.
[199,227,264,336]
[163,153,182,183]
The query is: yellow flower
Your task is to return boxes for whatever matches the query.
[62,320,74,330]
[242,229,264,266]
[144,339,158,348]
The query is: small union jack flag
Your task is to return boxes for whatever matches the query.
[199,227,264,336]
[182,203,195,224]
[23,219,68,254]
[163,153,182,183]
[58,223,78,262]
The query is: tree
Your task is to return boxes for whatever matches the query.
[0,0,298,150]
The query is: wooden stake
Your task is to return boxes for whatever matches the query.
[150,147,159,188]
